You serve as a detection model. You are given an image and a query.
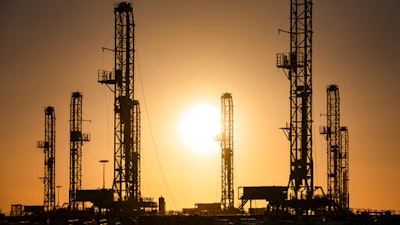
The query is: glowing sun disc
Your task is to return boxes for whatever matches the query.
[179,104,220,154]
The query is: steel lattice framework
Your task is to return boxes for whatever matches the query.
[69,92,90,210]
[341,126,349,211]
[98,2,140,209]
[37,106,56,211]
[320,85,349,212]
[132,100,141,203]
[220,93,234,211]
[320,85,340,210]
[277,0,314,202]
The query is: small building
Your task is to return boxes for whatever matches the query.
[183,203,221,215]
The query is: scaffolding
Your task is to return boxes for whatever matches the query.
[37,106,56,211]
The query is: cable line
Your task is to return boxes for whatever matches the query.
[135,45,178,210]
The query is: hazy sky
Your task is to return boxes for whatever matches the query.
[0,0,399,214]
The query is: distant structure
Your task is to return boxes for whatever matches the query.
[320,85,349,212]
[69,92,90,210]
[341,127,349,211]
[277,0,314,212]
[133,100,141,204]
[37,106,56,211]
[98,2,141,211]
[220,93,234,211]
[238,186,287,214]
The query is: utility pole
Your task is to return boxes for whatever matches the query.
[99,160,109,189]
[56,185,62,208]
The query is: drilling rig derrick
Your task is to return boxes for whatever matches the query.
[37,106,56,212]
[98,1,141,212]
[277,0,314,214]
[219,93,234,212]
[69,92,90,210]
[320,85,349,212]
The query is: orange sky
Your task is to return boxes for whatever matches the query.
[0,0,399,214]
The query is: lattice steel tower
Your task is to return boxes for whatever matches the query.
[320,85,349,212]
[132,100,141,205]
[37,106,56,211]
[69,92,90,210]
[341,126,349,211]
[98,1,141,209]
[220,93,234,211]
[277,0,314,202]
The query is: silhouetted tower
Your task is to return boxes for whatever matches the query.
[37,106,56,211]
[341,126,349,211]
[220,93,234,211]
[98,2,141,210]
[320,85,349,212]
[133,100,141,203]
[69,92,90,210]
[277,0,314,203]
[320,85,340,210]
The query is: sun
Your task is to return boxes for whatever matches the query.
[179,104,220,154]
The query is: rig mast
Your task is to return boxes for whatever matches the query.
[69,92,90,210]
[220,93,234,211]
[37,106,56,211]
[133,100,141,204]
[320,85,349,212]
[98,1,140,210]
[341,126,349,211]
[277,0,314,204]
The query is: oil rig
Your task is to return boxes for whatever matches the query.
[69,92,91,210]
[97,1,142,211]
[97,1,156,213]
[36,107,56,212]
[220,93,234,212]
[276,0,315,214]
[4,0,400,224]
[320,84,349,213]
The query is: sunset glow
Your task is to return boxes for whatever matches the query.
[0,0,399,215]
[179,104,220,154]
